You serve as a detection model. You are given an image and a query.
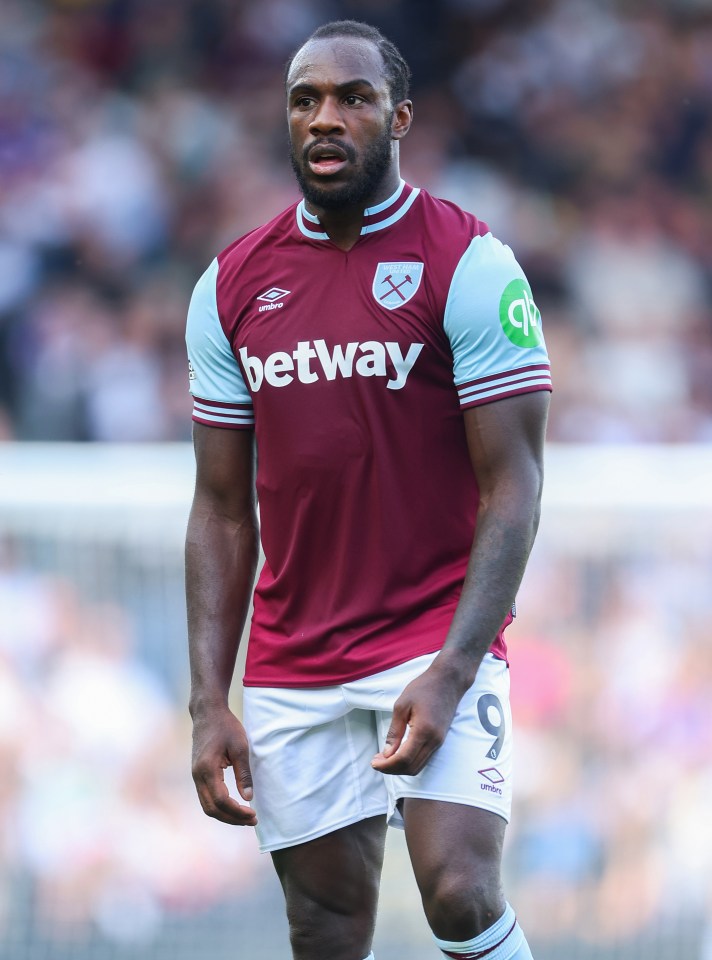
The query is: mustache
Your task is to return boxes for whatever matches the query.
[302,138,357,164]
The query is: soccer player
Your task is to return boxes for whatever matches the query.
[185,20,551,960]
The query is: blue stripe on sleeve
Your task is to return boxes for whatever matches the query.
[185,258,252,406]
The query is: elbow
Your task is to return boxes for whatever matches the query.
[528,461,545,539]
[477,467,543,546]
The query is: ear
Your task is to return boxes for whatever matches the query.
[391,99,413,141]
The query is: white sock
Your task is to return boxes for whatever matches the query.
[433,902,533,959]
[362,954,375,960]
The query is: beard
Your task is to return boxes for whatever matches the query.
[289,120,394,210]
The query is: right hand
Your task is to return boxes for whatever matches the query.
[191,706,257,826]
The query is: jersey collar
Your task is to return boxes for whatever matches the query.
[295,180,420,241]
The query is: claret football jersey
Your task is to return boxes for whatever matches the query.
[186,181,551,687]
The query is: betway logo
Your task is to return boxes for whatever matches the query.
[239,340,423,392]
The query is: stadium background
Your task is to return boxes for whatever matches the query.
[1,0,711,957]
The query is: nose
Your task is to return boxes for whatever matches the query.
[308,96,345,136]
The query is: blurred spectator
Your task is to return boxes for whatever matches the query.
[1,0,712,442]
[0,539,268,947]
[2,507,712,953]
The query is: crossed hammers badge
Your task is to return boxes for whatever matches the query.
[372,262,424,310]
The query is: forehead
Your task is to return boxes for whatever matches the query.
[287,36,388,93]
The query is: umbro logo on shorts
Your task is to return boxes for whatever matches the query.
[479,767,504,795]
[478,767,504,785]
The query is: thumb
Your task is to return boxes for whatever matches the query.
[233,756,254,802]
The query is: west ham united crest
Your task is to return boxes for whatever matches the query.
[372,262,424,310]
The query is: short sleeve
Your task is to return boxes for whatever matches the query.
[443,233,552,409]
[185,258,255,429]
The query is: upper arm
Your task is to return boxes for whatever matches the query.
[186,258,255,430]
[186,257,257,521]
[463,391,549,505]
[443,230,551,503]
[191,423,257,523]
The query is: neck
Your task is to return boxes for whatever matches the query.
[305,167,402,252]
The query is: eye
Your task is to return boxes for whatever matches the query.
[343,95,365,106]
[294,96,315,109]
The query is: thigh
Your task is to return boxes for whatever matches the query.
[243,686,388,852]
[272,815,388,960]
[403,799,506,938]
[403,799,506,888]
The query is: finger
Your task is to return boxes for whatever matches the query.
[372,736,426,775]
[379,706,409,760]
[372,724,443,775]
[195,769,258,825]
[232,755,254,802]
[200,788,258,826]
[372,748,430,776]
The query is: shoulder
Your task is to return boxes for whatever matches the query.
[445,231,534,327]
[217,202,300,274]
[452,231,524,281]
[415,188,489,242]
[209,202,300,315]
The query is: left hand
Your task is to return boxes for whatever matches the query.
[371,663,468,776]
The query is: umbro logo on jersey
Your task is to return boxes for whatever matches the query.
[256,287,291,312]
[372,262,424,310]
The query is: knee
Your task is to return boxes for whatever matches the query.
[286,908,335,960]
[421,870,505,942]
[284,884,377,960]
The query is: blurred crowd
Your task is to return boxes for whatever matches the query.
[0,535,269,950]
[2,524,711,954]
[1,0,712,442]
[505,545,712,947]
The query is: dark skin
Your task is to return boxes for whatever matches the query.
[187,426,258,827]
[187,33,549,960]
[286,36,412,250]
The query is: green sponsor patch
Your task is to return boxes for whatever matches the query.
[499,279,543,348]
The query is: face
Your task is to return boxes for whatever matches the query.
[286,37,411,210]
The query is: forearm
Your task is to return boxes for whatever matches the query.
[185,500,259,716]
[435,476,542,690]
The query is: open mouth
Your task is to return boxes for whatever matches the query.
[307,143,349,176]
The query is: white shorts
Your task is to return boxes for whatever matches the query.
[242,652,513,853]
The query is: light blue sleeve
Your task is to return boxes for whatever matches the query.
[443,233,552,408]
[185,258,254,428]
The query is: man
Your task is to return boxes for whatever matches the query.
[185,19,550,960]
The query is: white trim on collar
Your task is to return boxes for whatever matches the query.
[295,180,419,241]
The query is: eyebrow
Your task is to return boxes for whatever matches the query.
[288,78,378,97]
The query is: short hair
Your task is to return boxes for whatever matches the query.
[285,20,411,105]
